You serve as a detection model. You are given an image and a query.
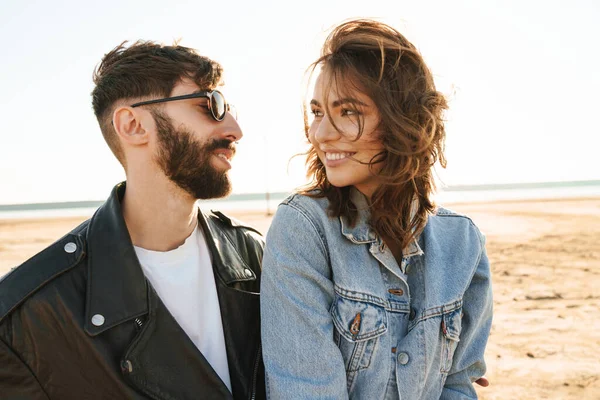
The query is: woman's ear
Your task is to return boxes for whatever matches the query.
[112,106,149,146]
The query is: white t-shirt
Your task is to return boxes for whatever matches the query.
[134,225,232,392]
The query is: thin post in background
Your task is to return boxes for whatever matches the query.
[263,134,273,216]
[265,191,272,216]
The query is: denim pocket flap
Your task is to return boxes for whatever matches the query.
[331,295,387,342]
[442,307,463,342]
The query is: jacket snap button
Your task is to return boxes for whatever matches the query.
[121,360,133,373]
[349,313,361,335]
[91,314,105,326]
[398,352,410,365]
[244,268,253,277]
[64,242,77,253]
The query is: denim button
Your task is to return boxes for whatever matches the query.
[409,308,416,321]
[388,288,404,296]
[349,313,362,335]
[398,352,409,365]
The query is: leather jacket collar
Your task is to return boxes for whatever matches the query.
[84,182,260,335]
[85,182,147,335]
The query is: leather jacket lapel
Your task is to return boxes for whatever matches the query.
[123,284,233,400]
[85,182,148,336]
[199,211,263,399]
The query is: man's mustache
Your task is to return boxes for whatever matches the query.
[206,139,236,157]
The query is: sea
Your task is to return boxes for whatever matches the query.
[1,180,599,220]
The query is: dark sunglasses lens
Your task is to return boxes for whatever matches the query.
[211,91,226,121]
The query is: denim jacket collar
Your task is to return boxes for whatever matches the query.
[339,188,378,244]
[340,188,424,259]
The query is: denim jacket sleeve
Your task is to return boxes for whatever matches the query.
[441,233,493,399]
[260,203,350,400]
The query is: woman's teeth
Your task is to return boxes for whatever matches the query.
[325,152,354,160]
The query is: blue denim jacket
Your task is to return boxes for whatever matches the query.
[261,190,493,399]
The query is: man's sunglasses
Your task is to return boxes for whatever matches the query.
[130,90,232,122]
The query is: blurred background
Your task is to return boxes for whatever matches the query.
[1,0,599,209]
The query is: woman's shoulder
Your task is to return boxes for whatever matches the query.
[267,191,336,255]
[269,191,338,236]
[426,205,486,247]
[278,191,331,218]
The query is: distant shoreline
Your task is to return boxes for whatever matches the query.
[1,179,599,212]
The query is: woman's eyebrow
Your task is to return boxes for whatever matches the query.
[310,98,369,107]
[332,98,368,107]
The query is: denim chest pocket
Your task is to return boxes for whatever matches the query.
[330,293,388,373]
[440,307,463,374]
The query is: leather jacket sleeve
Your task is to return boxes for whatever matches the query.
[0,337,50,399]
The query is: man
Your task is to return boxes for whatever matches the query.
[0,41,265,399]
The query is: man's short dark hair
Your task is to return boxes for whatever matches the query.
[91,40,223,165]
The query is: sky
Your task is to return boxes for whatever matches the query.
[0,0,598,204]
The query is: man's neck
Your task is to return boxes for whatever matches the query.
[122,177,199,252]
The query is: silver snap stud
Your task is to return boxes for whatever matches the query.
[398,352,410,365]
[121,359,133,373]
[91,314,105,326]
[64,242,77,253]
[244,268,253,277]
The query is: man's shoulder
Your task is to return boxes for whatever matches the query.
[0,220,90,323]
[205,209,264,237]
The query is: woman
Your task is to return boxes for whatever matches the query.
[260,19,493,399]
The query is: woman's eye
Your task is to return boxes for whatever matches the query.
[311,109,324,117]
[341,108,358,116]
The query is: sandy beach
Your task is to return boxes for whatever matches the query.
[1,197,599,399]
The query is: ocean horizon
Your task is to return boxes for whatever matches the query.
[1,179,599,220]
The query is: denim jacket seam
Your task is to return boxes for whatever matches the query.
[282,201,330,261]
[435,210,475,224]
[410,299,464,326]
[334,285,387,308]
[467,225,486,285]
[438,212,486,282]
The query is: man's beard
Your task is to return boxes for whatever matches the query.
[151,110,234,200]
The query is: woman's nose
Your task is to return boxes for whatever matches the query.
[313,115,340,144]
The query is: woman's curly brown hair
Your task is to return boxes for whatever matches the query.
[301,19,448,251]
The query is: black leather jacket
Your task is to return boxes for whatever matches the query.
[0,183,266,399]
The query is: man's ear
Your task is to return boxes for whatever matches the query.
[112,106,150,146]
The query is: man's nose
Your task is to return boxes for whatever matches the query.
[313,115,340,143]
[221,112,243,142]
